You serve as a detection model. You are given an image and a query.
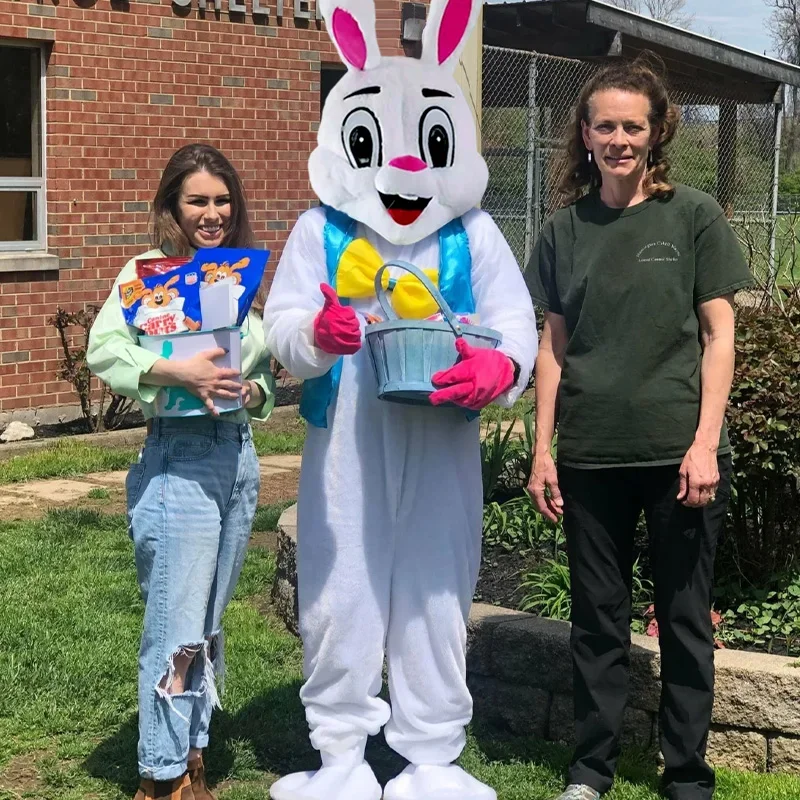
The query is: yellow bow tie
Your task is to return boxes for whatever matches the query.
[336,238,439,320]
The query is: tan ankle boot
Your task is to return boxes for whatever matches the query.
[187,755,215,800]
[133,772,194,799]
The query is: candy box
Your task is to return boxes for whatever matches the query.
[137,327,242,417]
[200,279,240,331]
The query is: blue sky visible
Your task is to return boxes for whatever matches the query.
[683,0,774,57]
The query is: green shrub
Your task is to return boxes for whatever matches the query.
[780,169,800,197]
[519,557,572,619]
[519,555,653,625]
[482,494,564,556]
[481,410,534,503]
[725,300,800,584]
[718,572,800,656]
[48,306,136,433]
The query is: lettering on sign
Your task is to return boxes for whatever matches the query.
[171,0,323,21]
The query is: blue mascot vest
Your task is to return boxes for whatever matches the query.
[300,207,475,429]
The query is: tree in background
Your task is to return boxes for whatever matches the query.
[607,0,694,28]
[766,0,800,172]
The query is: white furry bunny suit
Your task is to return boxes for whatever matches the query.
[263,0,538,797]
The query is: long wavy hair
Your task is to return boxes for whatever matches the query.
[149,143,265,311]
[558,53,681,207]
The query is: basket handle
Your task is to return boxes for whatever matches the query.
[374,259,463,337]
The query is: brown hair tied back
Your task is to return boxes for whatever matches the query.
[558,52,681,207]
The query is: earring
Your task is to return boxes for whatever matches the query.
[587,151,593,164]
[648,150,654,167]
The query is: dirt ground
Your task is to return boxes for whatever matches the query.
[0,753,44,796]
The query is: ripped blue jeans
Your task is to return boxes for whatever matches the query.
[126,417,260,780]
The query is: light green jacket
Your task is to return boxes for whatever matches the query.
[87,248,275,422]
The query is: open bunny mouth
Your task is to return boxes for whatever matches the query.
[379,192,431,226]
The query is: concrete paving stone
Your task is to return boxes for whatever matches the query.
[260,466,293,477]
[258,455,302,470]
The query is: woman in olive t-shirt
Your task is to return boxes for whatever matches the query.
[525,57,753,800]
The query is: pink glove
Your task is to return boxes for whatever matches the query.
[313,283,362,355]
[430,339,516,410]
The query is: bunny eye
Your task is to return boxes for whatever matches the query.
[342,107,382,169]
[419,107,454,168]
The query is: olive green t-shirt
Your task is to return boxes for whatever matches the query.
[525,185,754,468]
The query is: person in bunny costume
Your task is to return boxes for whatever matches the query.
[263,0,537,798]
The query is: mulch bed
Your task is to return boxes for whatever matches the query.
[474,546,544,609]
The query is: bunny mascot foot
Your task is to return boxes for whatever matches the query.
[269,745,381,800]
[384,765,497,800]
[263,0,538,794]
[269,765,381,800]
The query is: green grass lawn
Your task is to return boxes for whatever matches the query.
[251,425,306,457]
[0,426,306,486]
[3,509,800,799]
[0,407,534,489]
[0,441,139,485]
[252,500,296,533]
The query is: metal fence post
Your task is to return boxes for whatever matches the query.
[524,55,538,268]
[770,89,785,285]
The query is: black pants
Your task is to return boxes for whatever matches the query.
[559,456,732,800]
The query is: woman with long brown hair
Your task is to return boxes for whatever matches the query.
[525,56,753,800]
[88,143,274,800]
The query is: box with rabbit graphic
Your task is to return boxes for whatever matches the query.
[137,327,243,417]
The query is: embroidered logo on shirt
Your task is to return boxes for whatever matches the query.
[637,241,681,263]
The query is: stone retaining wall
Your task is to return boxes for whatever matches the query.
[467,605,800,773]
[272,504,300,637]
[273,506,800,774]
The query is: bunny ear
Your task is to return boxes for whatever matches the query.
[421,0,480,71]
[320,0,381,71]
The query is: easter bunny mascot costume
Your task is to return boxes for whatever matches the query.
[263,0,537,798]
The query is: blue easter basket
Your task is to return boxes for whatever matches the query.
[364,260,502,405]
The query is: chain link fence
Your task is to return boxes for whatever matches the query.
[482,46,783,306]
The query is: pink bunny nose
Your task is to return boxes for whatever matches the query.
[388,155,427,172]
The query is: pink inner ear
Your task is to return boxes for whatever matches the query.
[332,8,368,70]
[438,0,472,65]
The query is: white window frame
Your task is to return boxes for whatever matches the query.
[0,40,47,252]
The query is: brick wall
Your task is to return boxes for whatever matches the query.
[0,0,411,417]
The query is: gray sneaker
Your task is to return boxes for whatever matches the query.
[554,786,601,800]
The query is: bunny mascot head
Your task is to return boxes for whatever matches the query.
[310,0,488,245]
